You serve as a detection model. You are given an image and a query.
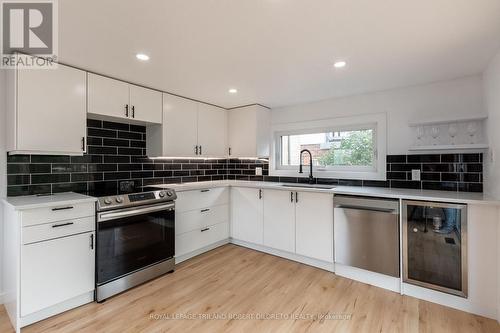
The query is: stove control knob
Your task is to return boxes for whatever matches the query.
[166,191,173,197]
[103,198,112,205]
[158,191,166,198]
[115,196,124,203]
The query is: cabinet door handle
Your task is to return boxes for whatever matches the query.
[290,192,294,202]
[90,234,94,250]
[201,208,210,213]
[125,104,129,117]
[195,145,199,155]
[81,137,85,151]
[229,147,232,156]
[52,222,74,228]
[295,192,298,203]
[201,227,210,232]
[259,189,262,199]
[131,105,135,118]
[52,206,74,211]
[200,189,210,193]
[199,145,202,155]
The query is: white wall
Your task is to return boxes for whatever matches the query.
[484,50,500,198]
[482,47,500,322]
[0,68,6,302]
[272,75,484,155]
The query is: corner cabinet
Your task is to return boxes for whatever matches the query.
[231,187,264,244]
[87,73,162,124]
[228,105,271,158]
[147,93,227,157]
[6,60,87,155]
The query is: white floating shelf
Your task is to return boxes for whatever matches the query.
[409,144,489,151]
[408,115,488,127]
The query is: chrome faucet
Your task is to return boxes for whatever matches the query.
[299,149,315,184]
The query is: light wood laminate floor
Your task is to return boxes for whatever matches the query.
[1,244,498,333]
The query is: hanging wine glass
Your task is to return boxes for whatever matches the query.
[416,126,425,145]
[467,122,477,144]
[430,126,440,145]
[448,123,458,145]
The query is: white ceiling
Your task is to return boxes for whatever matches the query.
[59,0,500,109]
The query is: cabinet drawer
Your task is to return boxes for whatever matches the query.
[176,204,229,235]
[175,187,228,213]
[23,216,95,244]
[21,201,95,227]
[175,222,229,257]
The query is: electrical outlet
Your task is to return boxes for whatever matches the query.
[255,167,263,176]
[411,169,421,181]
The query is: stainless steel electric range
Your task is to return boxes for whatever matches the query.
[95,189,177,302]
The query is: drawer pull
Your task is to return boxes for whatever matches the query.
[52,206,74,211]
[52,222,74,228]
[201,209,210,213]
[201,227,210,232]
[200,189,210,193]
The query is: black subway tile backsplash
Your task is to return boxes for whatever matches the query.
[386,155,406,163]
[6,120,484,196]
[407,154,441,163]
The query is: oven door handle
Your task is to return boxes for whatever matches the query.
[98,203,175,222]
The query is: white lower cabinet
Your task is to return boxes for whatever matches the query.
[295,192,334,262]
[263,189,296,253]
[231,187,334,266]
[231,187,264,244]
[176,223,229,257]
[175,188,230,262]
[21,232,95,316]
[3,198,96,331]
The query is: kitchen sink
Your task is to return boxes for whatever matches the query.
[280,184,335,190]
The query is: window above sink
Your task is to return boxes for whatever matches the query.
[270,113,387,181]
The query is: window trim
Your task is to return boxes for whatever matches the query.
[269,113,387,180]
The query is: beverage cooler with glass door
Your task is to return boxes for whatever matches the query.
[402,200,467,297]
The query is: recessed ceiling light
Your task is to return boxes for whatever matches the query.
[136,53,150,61]
[334,61,347,68]
[228,88,238,94]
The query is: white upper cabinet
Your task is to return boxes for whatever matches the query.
[263,189,296,252]
[228,105,271,158]
[6,61,87,155]
[87,73,130,120]
[295,192,333,262]
[197,103,227,157]
[88,73,162,124]
[231,187,264,244]
[147,93,228,157]
[129,84,162,123]
[159,93,199,157]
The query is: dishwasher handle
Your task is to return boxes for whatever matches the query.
[334,195,399,214]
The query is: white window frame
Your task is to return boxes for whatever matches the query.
[270,113,387,180]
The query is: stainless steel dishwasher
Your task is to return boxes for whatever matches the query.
[333,195,400,277]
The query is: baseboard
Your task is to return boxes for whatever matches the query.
[334,263,401,293]
[403,283,497,320]
[230,239,335,272]
[0,291,5,305]
[175,239,230,264]
[20,291,94,328]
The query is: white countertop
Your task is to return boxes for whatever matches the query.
[149,180,500,205]
[3,192,97,210]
